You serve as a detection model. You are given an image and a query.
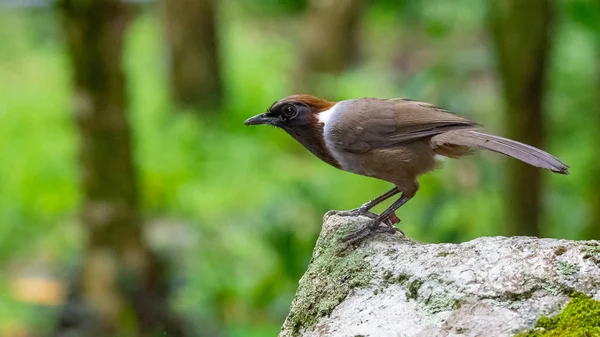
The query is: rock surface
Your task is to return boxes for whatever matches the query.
[278,212,600,337]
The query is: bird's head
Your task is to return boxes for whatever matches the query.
[244,94,335,129]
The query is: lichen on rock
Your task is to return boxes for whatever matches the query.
[557,261,580,276]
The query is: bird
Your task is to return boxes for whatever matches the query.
[245,94,569,241]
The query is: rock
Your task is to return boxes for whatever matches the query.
[279,212,600,337]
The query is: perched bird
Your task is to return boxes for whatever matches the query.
[245,95,569,240]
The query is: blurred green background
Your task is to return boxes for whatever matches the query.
[0,0,599,336]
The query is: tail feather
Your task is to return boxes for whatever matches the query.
[431,130,569,174]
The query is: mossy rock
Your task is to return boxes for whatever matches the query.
[516,293,600,337]
[284,216,375,336]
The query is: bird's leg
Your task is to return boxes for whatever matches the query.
[343,194,411,244]
[335,187,400,218]
[360,187,401,212]
[373,195,410,231]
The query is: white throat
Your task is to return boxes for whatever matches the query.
[317,102,353,170]
[318,103,339,127]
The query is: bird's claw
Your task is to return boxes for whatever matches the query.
[333,208,401,227]
[333,207,378,219]
[342,218,404,245]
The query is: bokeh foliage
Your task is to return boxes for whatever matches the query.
[0,0,598,335]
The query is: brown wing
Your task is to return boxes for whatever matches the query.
[331,98,479,153]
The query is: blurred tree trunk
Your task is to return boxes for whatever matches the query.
[295,0,365,94]
[592,39,600,238]
[160,0,222,111]
[491,0,554,236]
[57,1,184,336]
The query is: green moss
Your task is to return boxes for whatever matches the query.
[285,224,374,336]
[406,279,424,301]
[455,327,469,334]
[437,251,450,257]
[395,274,410,284]
[515,292,600,337]
[381,271,410,286]
[383,270,394,282]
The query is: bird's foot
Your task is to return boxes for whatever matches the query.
[333,206,378,219]
[334,206,401,226]
[342,216,404,245]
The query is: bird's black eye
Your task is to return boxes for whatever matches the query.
[281,104,298,119]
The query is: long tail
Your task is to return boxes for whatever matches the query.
[431,130,569,174]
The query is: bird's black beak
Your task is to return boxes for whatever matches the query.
[244,113,273,126]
